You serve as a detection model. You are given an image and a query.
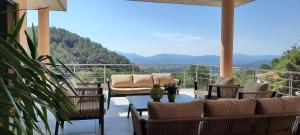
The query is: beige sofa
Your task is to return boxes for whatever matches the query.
[106,73,180,109]
[131,96,300,135]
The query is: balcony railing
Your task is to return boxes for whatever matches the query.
[62,64,300,96]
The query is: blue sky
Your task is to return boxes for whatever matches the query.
[28,0,300,56]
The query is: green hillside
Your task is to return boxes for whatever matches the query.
[33,27,131,64]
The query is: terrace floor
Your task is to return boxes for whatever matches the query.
[50,89,196,135]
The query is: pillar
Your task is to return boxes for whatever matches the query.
[17,0,27,48]
[38,8,50,57]
[220,0,235,77]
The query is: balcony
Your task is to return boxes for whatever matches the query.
[45,63,300,135]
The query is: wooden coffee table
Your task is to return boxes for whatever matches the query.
[126,94,194,117]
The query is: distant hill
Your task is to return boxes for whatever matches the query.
[118,52,279,67]
[29,27,131,64]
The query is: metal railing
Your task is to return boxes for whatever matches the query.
[62,64,300,96]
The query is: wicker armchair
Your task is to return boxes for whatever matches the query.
[130,105,300,135]
[55,84,105,135]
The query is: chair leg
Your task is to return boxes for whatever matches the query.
[61,120,64,129]
[99,116,104,135]
[55,121,59,135]
[127,104,131,118]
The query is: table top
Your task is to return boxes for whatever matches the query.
[126,94,194,110]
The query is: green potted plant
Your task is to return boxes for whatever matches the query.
[150,84,164,102]
[164,83,178,102]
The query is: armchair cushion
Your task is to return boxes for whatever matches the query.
[152,73,173,87]
[133,74,153,88]
[256,96,300,115]
[204,99,256,117]
[243,81,270,98]
[148,100,204,120]
[111,75,133,88]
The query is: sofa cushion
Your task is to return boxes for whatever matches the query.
[110,87,151,94]
[214,77,234,85]
[204,99,256,117]
[256,96,300,115]
[152,73,173,87]
[148,100,204,120]
[133,74,153,88]
[243,81,270,98]
[111,75,133,88]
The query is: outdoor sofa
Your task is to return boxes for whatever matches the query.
[106,73,181,109]
[131,96,300,135]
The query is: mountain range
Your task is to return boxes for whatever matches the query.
[118,52,279,67]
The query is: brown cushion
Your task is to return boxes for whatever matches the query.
[111,75,133,88]
[152,73,173,87]
[204,99,256,117]
[256,96,300,115]
[133,74,153,88]
[110,87,151,94]
[213,77,236,98]
[148,100,204,120]
[215,77,234,85]
[244,81,269,92]
[243,81,270,98]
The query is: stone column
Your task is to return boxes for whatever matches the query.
[17,0,27,48]
[220,0,235,77]
[38,8,50,57]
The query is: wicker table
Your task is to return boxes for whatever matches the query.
[126,94,194,117]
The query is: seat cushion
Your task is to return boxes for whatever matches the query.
[110,87,151,94]
[256,96,300,115]
[204,99,256,117]
[152,73,173,87]
[148,100,204,120]
[133,74,153,88]
[111,75,133,88]
[70,101,105,118]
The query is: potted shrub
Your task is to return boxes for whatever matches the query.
[164,83,178,102]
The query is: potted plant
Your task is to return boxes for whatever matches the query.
[164,83,178,102]
[150,84,164,102]
[0,13,81,135]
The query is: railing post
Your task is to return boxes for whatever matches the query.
[73,65,76,73]
[289,73,293,96]
[103,65,106,83]
[183,68,186,89]
[132,64,135,74]
[195,65,198,82]
[253,70,256,82]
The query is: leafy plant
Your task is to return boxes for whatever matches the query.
[0,13,80,135]
[164,83,177,94]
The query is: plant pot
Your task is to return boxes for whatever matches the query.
[150,85,164,102]
[168,94,176,102]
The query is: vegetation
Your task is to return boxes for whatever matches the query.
[259,45,300,94]
[28,27,131,64]
[0,14,79,135]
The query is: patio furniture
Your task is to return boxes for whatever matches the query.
[238,81,276,99]
[126,94,194,117]
[106,73,181,109]
[131,97,300,135]
[194,77,240,99]
[55,83,105,135]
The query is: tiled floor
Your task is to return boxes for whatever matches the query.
[51,89,195,135]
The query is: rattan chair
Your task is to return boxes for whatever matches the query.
[55,83,105,135]
[130,105,300,135]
